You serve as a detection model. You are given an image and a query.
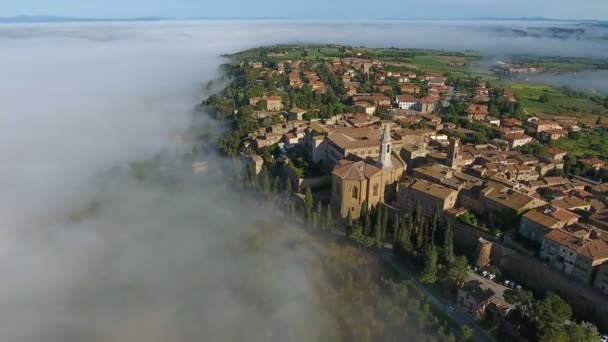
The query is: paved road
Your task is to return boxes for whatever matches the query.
[378,249,496,342]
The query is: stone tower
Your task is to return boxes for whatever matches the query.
[379,124,392,170]
[447,136,461,169]
[474,238,493,268]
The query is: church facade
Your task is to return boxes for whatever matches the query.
[331,125,406,219]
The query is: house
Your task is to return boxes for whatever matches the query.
[244,154,264,175]
[396,179,459,216]
[352,93,391,107]
[400,85,420,94]
[478,182,546,218]
[501,118,521,127]
[346,113,380,128]
[266,95,283,111]
[580,158,606,171]
[519,205,580,243]
[282,132,300,146]
[467,104,489,121]
[504,133,533,149]
[249,61,263,69]
[485,116,501,126]
[286,107,307,121]
[331,126,406,218]
[531,119,562,133]
[395,95,421,111]
[457,279,512,321]
[354,101,376,115]
[544,147,567,162]
[540,129,568,141]
[540,228,608,284]
[503,90,517,102]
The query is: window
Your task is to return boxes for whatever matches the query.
[373,184,379,196]
[386,144,390,154]
[352,186,359,199]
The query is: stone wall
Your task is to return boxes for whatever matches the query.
[451,221,608,331]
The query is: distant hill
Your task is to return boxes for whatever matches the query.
[0,15,169,23]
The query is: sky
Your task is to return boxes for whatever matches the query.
[2,0,608,20]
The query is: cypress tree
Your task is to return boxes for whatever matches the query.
[285,179,292,195]
[381,205,389,241]
[317,201,323,229]
[393,215,402,244]
[304,188,314,224]
[259,166,270,195]
[374,205,383,241]
[364,208,372,236]
[346,208,353,229]
[420,247,439,284]
[442,220,454,264]
[325,203,332,231]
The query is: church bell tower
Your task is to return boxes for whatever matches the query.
[379,124,392,170]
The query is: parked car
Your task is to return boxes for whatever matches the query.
[516,285,522,290]
[482,271,489,277]
[446,305,455,313]
[503,280,511,287]
[599,335,607,342]
[509,282,517,289]
[488,274,496,280]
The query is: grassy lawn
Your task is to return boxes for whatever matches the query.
[511,84,605,125]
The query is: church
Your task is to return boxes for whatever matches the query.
[331,125,407,219]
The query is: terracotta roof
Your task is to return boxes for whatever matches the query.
[408,179,458,200]
[468,104,489,115]
[546,147,566,156]
[545,229,608,261]
[289,107,307,114]
[331,155,401,180]
[524,205,580,228]
[395,95,420,103]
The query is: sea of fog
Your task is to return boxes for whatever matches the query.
[0,20,606,341]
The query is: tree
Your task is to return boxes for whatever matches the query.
[504,288,534,317]
[271,177,280,199]
[533,292,572,331]
[538,324,568,342]
[346,208,353,233]
[285,179,292,195]
[380,205,389,241]
[458,325,474,342]
[442,220,454,264]
[565,322,600,342]
[316,200,323,229]
[304,188,314,225]
[259,166,271,195]
[445,256,468,286]
[325,203,333,231]
[374,205,383,241]
[392,215,402,244]
[420,247,439,284]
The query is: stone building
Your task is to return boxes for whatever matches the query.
[331,125,406,218]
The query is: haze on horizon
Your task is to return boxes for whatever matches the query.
[0,20,607,341]
[2,0,608,21]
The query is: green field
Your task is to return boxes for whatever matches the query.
[511,84,606,125]
[553,130,608,159]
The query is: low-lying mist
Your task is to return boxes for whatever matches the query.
[0,20,607,341]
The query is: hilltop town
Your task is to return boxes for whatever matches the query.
[203,45,608,341]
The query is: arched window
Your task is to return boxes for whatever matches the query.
[386,144,391,154]
[352,186,359,199]
[373,183,379,196]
